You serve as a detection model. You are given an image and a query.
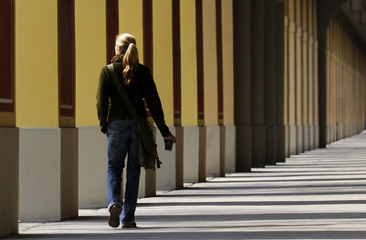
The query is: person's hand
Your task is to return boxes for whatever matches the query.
[164,134,176,143]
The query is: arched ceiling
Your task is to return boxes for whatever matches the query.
[340,0,366,43]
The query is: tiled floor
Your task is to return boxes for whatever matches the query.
[4,131,366,240]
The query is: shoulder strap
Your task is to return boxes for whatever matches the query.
[107,64,140,121]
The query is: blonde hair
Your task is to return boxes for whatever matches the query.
[116,33,139,85]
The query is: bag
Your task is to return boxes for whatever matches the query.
[107,64,160,169]
[137,118,161,169]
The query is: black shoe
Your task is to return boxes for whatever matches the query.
[108,205,121,228]
[122,222,138,229]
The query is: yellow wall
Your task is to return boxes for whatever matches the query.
[202,0,218,125]
[180,0,198,126]
[75,0,106,127]
[326,19,366,140]
[15,0,58,128]
[152,0,174,126]
[222,0,234,126]
[10,0,234,129]
[119,0,144,64]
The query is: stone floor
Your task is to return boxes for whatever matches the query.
[4,131,366,240]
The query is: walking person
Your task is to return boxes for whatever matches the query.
[97,33,176,229]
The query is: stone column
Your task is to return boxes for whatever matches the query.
[250,0,266,167]
[264,0,278,165]
[302,29,310,152]
[296,23,303,153]
[234,0,252,172]
[277,1,289,162]
[288,0,297,155]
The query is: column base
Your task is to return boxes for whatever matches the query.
[236,125,252,172]
[206,125,220,177]
[297,125,303,153]
[288,124,297,156]
[61,128,78,220]
[183,126,199,183]
[315,125,319,149]
[78,127,107,208]
[265,125,276,165]
[19,128,62,222]
[156,127,177,191]
[309,125,315,150]
[224,125,236,173]
[275,125,287,162]
[252,125,265,168]
[303,125,309,152]
[0,128,19,237]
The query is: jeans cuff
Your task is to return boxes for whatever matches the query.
[108,202,122,212]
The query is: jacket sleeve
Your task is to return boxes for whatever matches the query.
[96,68,110,134]
[143,68,171,138]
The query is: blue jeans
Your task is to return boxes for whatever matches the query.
[106,119,141,225]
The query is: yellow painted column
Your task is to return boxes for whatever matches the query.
[336,24,341,139]
[15,0,58,127]
[308,0,314,146]
[295,0,303,152]
[326,23,331,142]
[341,58,345,133]
[301,0,309,150]
[331,24,336,141]
[312,0,319,147]
[302,0,309,132]
[332,24,337,140]
[309,34,314,142]
[288,0,296,127]
[222,0,234,126]
[180,0,198,126]
[346,64,351,135]
[329,23,334,142]
[0,113,15,127]
[119,0,144,64]
[75,0,106,127]
[332,23,337,139]
[284,2,289,142]
[152,0,173,126]
[202,0,218,125]
[302,26,308,132]
[288,0,297,154]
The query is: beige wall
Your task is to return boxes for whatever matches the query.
[325,19,366,142]
[75,0,106,127]
[153,0,174,126]
[202,0,218,126]
[15,0,58,128]
[222,0,234,126]
[119,0,144,63]
[181,0,198,126]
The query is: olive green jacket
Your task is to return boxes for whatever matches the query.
[97,55,171,137]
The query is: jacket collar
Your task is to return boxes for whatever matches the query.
[112,54,124,63]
